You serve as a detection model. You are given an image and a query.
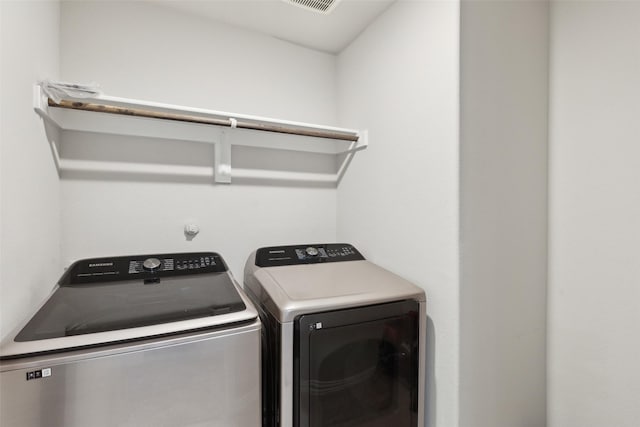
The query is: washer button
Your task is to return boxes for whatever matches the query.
[142,258,162,271]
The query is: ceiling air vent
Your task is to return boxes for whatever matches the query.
[283,0,342,15]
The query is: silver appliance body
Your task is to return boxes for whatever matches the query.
[244,243,426,427]
[1,252,261,427]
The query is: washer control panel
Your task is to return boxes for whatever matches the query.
[127,254,218,274]
[62,252,226,286]
[256,243,364,267]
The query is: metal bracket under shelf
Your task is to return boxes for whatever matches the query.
[214,131,232,184]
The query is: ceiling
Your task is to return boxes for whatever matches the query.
[156,0,396,54]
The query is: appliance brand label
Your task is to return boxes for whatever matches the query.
[26,367,51,381]
[89,262,113,268]
[309,322,323,331]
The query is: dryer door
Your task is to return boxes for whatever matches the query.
[294,300,420,427]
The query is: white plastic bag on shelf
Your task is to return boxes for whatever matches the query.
[39,80,102,104]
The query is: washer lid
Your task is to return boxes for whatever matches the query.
[1,252,257,359]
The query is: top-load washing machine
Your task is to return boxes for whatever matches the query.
[244,243,426,427]
[1,251,261,427]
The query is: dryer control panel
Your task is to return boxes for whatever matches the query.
[255,243,364,267]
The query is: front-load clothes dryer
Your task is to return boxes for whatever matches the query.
[244,243,426,427]
[1,252,261,427]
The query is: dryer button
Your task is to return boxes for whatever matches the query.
[305,247,319,257]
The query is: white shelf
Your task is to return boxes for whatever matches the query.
[33,85,367,184]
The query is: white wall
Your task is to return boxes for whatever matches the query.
[0,1,61,340]
[58,1,340,278]
[459,2,548,427]
[336,2,460,426]
[549,2,640,426]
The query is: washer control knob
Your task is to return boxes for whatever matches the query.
[305,247,319,257]
[142,257,162,272]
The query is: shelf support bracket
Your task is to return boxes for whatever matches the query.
[214,130,232,184]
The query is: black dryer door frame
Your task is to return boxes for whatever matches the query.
[294,299,420,427]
